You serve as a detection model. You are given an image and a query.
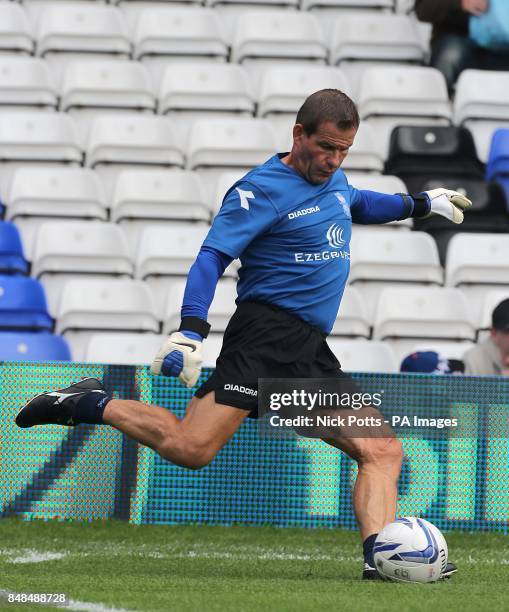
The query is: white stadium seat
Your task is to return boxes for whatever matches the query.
[302,0,394,11]
[340,123,384,173]
[35,4,130,58]
[202,333,223,368]
[213,170,247,215]
[256,65,351,118]
[84,332,163,366]
[350,229,442,284]
[207,0,297,7]
[56,278,159,360]
[454,70,509,162]
[32,221,133,279]
[60,60,155,114]
[0,111,82,164]
[111,169,210,225]
[158,62,254,116]
[133,7,228,62]
[3,167,107,222]
[85,114,184,169]
[329,13,423,65]
[330,286,371,338]
[0,56,57,109]
[326,338,398,373]
[359,65,451,157]
[187,117,277,170]
[374,287,475,341]
[231,11,327,64]
[0,2,33,56]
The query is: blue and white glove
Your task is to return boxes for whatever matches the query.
[420,188,472,224]
[150,331,203,388]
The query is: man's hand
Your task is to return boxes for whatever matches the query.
[421,188,472,224]
[150,331,203,388]
[461,0,488,17]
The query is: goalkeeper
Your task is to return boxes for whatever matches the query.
[16,89,470,580]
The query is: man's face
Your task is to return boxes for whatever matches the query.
[491,328,509,359]
[291,121,358,185]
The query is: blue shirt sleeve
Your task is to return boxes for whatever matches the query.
[203,181,280,259]
[349,187,415,224]
[181,246,233,321]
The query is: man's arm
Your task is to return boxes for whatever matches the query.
[350,188,471,225]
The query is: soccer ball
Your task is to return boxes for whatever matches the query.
[373,517,448,583]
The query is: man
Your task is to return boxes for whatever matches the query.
[16,90,469,580]
[416,0,509,93]
[463,298,509,375]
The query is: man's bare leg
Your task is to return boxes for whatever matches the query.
[104,391,248,469]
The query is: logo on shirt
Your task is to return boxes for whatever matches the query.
[224,384,258,396]
[326,223,346,248]
[236,188,255,210]
[335,192,351,218]
[288,205,320,220]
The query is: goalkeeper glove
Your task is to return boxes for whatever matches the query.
[413,188,472,224]
[151,330,203,388]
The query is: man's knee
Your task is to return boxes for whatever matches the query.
[356,436,404,471]
[157,433,217,470]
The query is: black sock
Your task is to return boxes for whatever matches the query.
[363,533,378,568]
[73,392,111,425]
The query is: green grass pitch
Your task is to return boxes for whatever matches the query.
[0,519,506,611]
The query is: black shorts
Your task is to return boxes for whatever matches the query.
[195,301,355,418]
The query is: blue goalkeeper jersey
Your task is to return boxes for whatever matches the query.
[203,154,411,334]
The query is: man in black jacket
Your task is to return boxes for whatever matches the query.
[416,0,509,93]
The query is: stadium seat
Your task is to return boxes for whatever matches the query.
[35,4,130,59]
[202,332,223,368]
[0,111,82,165]
[162,279,237,334]
[329,286,371,338]
[84,332,163,365]
[373,287,475,342]
[0,56,57,110]
[231,11,327,65]
[3,167,107,223]
[0,2,33,56]
[454,70,509,162]
[302,0,394,10]
[329,13,423,66]
[213,170,247,215]
[32,221,133,279]
[478,289,509,333]
[256,65,351,118]
[56,278,159,360]
[158,62,254,117]
[358,66,451,158]
[85,114,185,169]
[326,338,398,373]
[0,331,71,361]
[407,340,474,362]
[187,117,277,170]
[385,125,484,192]
[0,221,28,275]
[111,169,210,225]
[486,128,509,182]
[133,7,228,63]
[0,275,52,331]
[60,60,155,114]
[340,123,384,173]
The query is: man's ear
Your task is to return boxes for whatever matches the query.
[293,123,306,143]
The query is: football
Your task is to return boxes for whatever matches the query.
[373,517,448,583]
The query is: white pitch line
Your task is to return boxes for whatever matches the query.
[8,551,66,564]
[0,589,132,612]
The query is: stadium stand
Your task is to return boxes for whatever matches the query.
[0,331,70,361]
[340,122,384,173]
[326,338,398,373]
[330,286,371,338]
[84,332,163,366]
[0,221,28,275]
[0,275,53,332]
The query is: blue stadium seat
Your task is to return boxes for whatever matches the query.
[0,276,52,331]
[0,331,71,361]
[486,129,509,181]
[0,221,28,275]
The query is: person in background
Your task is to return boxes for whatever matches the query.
[463,298,509,375]
[400,350,465,375]
[415,0,509,93]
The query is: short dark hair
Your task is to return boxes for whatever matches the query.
[296,89,359,135]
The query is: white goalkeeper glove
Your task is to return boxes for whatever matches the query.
[150,331,203,388]
[420,188,472,224]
